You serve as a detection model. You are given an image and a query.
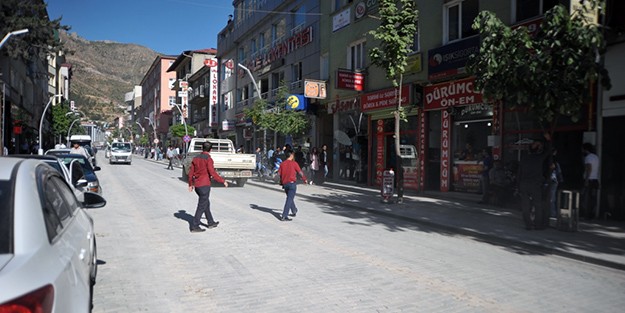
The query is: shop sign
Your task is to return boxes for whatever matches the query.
[361,85,410,112]
[406,53,422,74]
[423,77,483,110]
[222,120,235,131]
[286,94,307,111]
[427,36,479,81]
[246,26,313,71]
[209,65,219,125]
[452,163,482,192]
[418,109,426,191]
[328,97,359,114]
[440,110,451,192]
[355,2,366,19]
[375,120,385,185]
[336,68,364,91]
[456,103,493,120]
[304,79,327,99]
[333,8,351,32]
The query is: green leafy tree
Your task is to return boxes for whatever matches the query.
[467,1,611,134]
[0,0,70,61]
[244,82,309,149]
[169,123,195,138]
[368,0,418,201]
[51,102,71,142]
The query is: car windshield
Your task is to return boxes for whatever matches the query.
[58,156,94,175]
[0,180,13,253]
[112,143,132,152]
[44,161,63,173]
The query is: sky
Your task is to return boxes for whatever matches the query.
[46,0,234,55]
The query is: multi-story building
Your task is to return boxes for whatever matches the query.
[137,55,176,147]
[167,49,218,145]
[217,0,322,153]
[123,85,142,142]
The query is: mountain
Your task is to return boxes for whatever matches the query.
[60,31,159,123]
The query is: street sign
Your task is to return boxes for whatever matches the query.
[178,91,188,97]
[204,58,218,67]
[153,138,159,144]
[183,135,191,143]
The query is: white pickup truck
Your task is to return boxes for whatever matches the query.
[181,138,256,187]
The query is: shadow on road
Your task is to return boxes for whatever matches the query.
[249,204,282,220]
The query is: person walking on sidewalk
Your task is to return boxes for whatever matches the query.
[278,150,307,221]
[188,142,229,232]
[166,146,175,170]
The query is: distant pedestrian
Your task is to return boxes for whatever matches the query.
[548,148,564,218]
[581,142,600,220]
[70,142,91,159]
[321,144,329,178]
[166,146,175,170]
[308,147,320,185]
[278,150,307,221]
[478,148,493,204]
[255,147,263,176]
[188,142,229,232]
[294,145,305,170]
[518,134,551,230]
[237,145,244,153]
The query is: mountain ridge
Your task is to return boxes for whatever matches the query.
[60,31,160,122]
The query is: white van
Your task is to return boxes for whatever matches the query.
[109,142,133,165]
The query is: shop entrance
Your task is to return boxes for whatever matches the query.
[452,119,492,193]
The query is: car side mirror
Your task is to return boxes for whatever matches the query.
[82,191,106,209]
[75,178,88,187]
[93,166,101,171]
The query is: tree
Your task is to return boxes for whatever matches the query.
[0,0,70,61]
[467,1,611,135]
[368,0,418,202]
[244,82,309,149]
[169,124,195,138]
[51,102,72,142]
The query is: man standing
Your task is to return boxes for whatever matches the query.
[188,142,229,232]
[278,150,307,221]
[70,142,91,159]
[321,144,329,178]
[518,135,551,230]
[166,146,174,170]
[582,143,600,220]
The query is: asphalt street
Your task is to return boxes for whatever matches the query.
[87,155,625,312]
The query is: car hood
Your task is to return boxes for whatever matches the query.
[0,254,12,271]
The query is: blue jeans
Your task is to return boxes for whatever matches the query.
[282,182,298,218]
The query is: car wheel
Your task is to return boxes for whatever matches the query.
[235,178,247,187]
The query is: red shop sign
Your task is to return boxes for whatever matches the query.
[423,77,483,110]
[361,84,410,112]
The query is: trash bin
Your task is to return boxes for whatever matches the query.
[557,190,579,232]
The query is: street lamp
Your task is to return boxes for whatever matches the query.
[237,63,261,98]
[66,117,87,146]
[38,94,64,155]
[135,121,145,135]
[144,116,157,145]
[1,28,29,156]
[170,103,189,156]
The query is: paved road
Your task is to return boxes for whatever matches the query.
[89,156,625,312]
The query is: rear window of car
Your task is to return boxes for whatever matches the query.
[0,180,13,253]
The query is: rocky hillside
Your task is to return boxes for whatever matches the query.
[60,31,159,122]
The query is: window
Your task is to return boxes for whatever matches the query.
[515,0,562,22]
[348,40,366,70]
[259,32,266,50]
[320,53,329,80]
[444,0,478,43]
[271,19,286,45]
[251,39,257,54]
[292,62,303,82]
[238,47,246,62]
[169,96,176,106]
[293,5,306,30]
[410,21,420,53]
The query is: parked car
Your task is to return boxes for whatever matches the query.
[44,148,71,156]
[0,157,106,312]
[55,154,103,194]
[8,154,88,198]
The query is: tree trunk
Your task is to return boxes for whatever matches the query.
[395,75,404,203]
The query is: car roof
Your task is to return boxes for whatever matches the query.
[9,154,59,161]
[0,158,23,180]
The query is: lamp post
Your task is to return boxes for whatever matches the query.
[66,117,86,146]
[38,94,64,155]
[135,121,145,135]
[171,103,189,155]
[238,63,265,152]
[144,117,157,145]
[1,28,29,156]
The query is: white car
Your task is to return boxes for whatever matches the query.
[109,142,132,165]
[0,157,106,312]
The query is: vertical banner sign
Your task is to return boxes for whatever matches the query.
[440,110,451,192]
[418,109,427,192]
[491,101,501,159]
[375,119,385,186]
[209,64,219,125]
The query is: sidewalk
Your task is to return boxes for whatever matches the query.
[248,177,625,271]
[144,157,625,270]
